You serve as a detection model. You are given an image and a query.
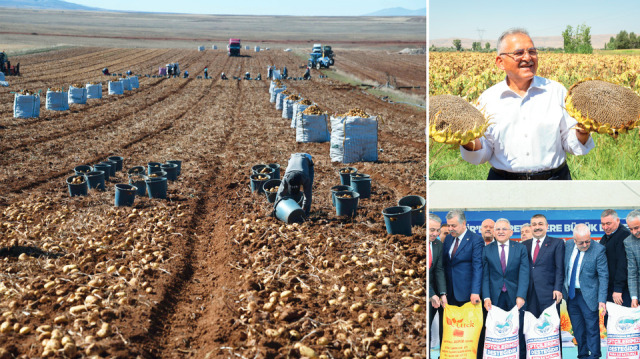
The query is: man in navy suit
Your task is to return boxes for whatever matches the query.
[482,218,529,311]
[521,214,565,358]
[442,209,484,307]
[442,209,484,358]
[564,223,608,359]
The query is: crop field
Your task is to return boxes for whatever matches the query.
[429,52,640,180]
[0,47,426,358]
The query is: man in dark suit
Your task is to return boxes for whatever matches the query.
[481,218,495,246]
[442,209,484,358]
[600,209,632,307]
[428,214,446,353]
[521,214,564,358]
[564,223,608,359]
[482,218,529,311]
[442,209,484,306]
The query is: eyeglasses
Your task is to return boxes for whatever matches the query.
[494,227,510,232]
[499,47,538,60]
[575,239,591,246]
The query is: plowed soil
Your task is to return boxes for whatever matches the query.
[0,48,426,358]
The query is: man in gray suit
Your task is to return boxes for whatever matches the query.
[564,223,608,359]
[624,210,640,308]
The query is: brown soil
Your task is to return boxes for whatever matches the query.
[0,48,426,358]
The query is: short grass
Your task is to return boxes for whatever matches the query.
[594,49,640,56]
[5,45,76,57]
[429,129,640,180]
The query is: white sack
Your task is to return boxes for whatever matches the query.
[46,90,69,111]
[523,304,561,359]
[108,81,124,95]
[330,115,379,163]
[296,113,330,143]
[86,83,102,99]
[13,93,40,118]
[68,86,87,104]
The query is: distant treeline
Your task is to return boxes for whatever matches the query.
[605,31,640,50]
[429,44,564,53]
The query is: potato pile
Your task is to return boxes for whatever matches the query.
[255,175,269,181]
[429,94,491,145]
[565,79,640,137]
[340,168,356,174]
[70,176,85,184]
[265,187,278,193]
[49,87,64,92]
[71,84,83,89]
[17,90,35,95]
[337,193,353,199]
[286,94,301,101]
[340,108,370,118]
[302,105,323,115]
[299,99,312,105]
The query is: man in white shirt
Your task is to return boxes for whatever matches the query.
[460,28,594,180]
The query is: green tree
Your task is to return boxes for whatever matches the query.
[453,39,462,51]
[616,30,630,49]
[562,24,593,54]
[485,42,490,50]
[630,32,638,48]
[472,42,481,51]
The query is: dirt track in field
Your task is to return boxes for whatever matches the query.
[0,48,426,358]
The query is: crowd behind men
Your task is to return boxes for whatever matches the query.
[429,209,640,359]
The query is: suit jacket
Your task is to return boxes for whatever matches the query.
[443,229,484,303]
[624,234,640,299]
[482,240,529,306]
[600,225,632,295]
[523,236,565,308]
[563,240,609,312]
[429,239,446,298]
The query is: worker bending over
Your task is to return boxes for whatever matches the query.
[275,153,314,216]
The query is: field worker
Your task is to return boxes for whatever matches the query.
[460,28,594,180]
[244,72,251,80]
[183,71,189,78]
[275,153,314,216]
[267,65,273,79]
[256,73,262,81]
[102,67,110,75]
[623,210,640,308]
[283,66,288,78]
[564,224,608,359]
[126,70,132,76]
[204,67,208,79]
[303,66,310,80]
[220,72,227,80]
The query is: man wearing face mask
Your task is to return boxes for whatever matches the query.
[460,28,594,180]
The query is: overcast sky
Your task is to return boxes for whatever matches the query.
[429,0,640,40]
[65,0,426,16]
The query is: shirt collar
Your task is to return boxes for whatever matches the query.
[498,240,509,248]
[499,75,544,97]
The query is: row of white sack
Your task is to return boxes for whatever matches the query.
[13,77,140,118]
[268,81,378,164]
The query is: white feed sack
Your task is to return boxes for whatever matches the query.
[128,76,139,89]
[0,81,8,87]
[68,86,87,104]
[108,81,124,95]
[291,102,310,128]
[269,80,277,94]
[14,93,41,119]
[522,304,561,359]
[0,72,4,81]
[198,46,205,51]
[296,114,330,143]
[330,115,379,163]
[483,305,520,359]
[46,90,69,111]
[86,83,102,99]
[606,302,640,358]
[120,78,132,91]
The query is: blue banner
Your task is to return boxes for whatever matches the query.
[432,209,633,240]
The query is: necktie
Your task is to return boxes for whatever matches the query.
[429,244,432,268]
[501,244,507,292]
[569,250,582,299]
[533,239,541,264]
[451,237,460,257]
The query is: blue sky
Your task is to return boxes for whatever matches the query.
[65,0,426,16]
[429,0,640,40]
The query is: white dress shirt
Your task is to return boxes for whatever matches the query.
[460,76,595,172]
[531,236,545,261]
[449,229,468,258]
[498,240,510,265]
[569,247,585,289]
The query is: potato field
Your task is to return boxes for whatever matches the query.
[0,48,426,358]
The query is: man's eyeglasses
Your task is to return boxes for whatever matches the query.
[575,239,591,246]
[499,47,538,60]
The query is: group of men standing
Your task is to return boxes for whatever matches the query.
[429,209,640,359]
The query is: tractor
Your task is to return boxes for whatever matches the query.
[0,52,20,76]
[308,52,332,69]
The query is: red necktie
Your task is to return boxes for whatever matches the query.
[533,239,540,264]
[429,244,432,268]
[452,237,460,257]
